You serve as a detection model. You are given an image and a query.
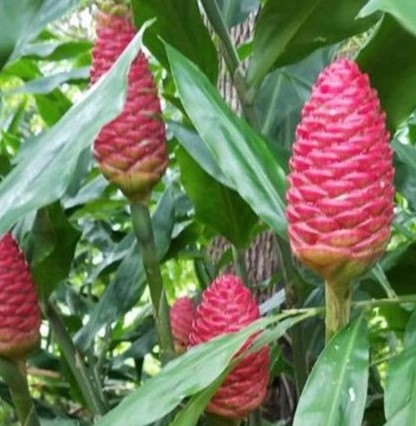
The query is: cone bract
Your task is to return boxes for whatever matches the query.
[170,296,195,353]
[189,274,269,419]
[0,233,41,359]
[286,59,394,284]
[91,10,168,203]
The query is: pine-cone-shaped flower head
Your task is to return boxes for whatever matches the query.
[170,296,195,354]
[189,274,269,419]
[286,59,394,284]
[91,5,168,203]
[0,233,41,359]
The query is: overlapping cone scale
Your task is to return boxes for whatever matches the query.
[91,11,168,203]
[189,274,269,419]
[170,296,195,354]
[286,59,394,283]
[0,233,41,359]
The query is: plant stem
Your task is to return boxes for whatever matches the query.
[0,358,40,426]
[232,246,249,286]
[200,0,258,124]
[354,294,416,309]
[45,301,107,416]
[130,202,174,365]
[325,280,352,342]
[279,294,416,317]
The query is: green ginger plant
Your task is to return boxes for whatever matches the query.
[0,1,416,425]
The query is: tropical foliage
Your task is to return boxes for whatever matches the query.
[1,0,416,425]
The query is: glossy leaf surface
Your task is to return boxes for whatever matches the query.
[166,44,288,240]
[293,315,369,426]
[27,202,81,301]
[214,0,260,27]
[0,0,77,67]
[0,28,147,236]
[177,146,257,248]
[359,0,416,35]
[96,319,268,426]
[96,314,305,426]
[246,0,376,89]
[358,15,416,131]
[384,312,416,425]
[132,0,218,82]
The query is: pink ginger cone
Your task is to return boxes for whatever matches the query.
[170,296,195,354]
[286,59,394,284]
[189,274,269,419]
[91,6,168,203]
[0,233,41,359]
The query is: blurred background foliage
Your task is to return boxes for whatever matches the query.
[0,0,416,425]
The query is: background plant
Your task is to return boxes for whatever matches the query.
[1,0,416,425]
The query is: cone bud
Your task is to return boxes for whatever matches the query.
[286,59,394,284]
[91,8,168,203]
[170,296,195,354]
[189,274,269,419]
[0,233,41,359]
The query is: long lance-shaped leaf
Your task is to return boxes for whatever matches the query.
[0,24,150,236]
[166,44,288,240]
[358,0,416,36]
[96,319,268,426]
[293,314,369,426]
[0,0,77,68]
[357,15,416,132]
[96,314,309,426]
[384,311,416,425]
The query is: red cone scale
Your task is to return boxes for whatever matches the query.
[91,10,168,203]
[189,275,269,419]
[286,59,394,284]
[170,296,195,353]
[0,233,41,359]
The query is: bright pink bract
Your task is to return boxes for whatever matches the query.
[286,59,394,283]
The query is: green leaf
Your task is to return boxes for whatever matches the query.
[0,0,77,68]
[393,140,416,173]
[131,0,218,83]
[75,185,177,351]
[0,26,148,236]
[27,202,81,301]
[246,0,377,89]
[357,15,416,131]
[34,90,73,126]
[177,146,257,248]
[96,313,307,426]
[22,39,92,61]
[63,175,108,209]
[384,312,416,425]
[170,122,229,187]
[391,139,416,209]
[254,46,335,152]
[14,67,89,94]
[214,0,260,27]
[359,0,416,35]
[95,319,268,426]
[171,372,228,426]
[293,314,369,426]
[166,44,288,240]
